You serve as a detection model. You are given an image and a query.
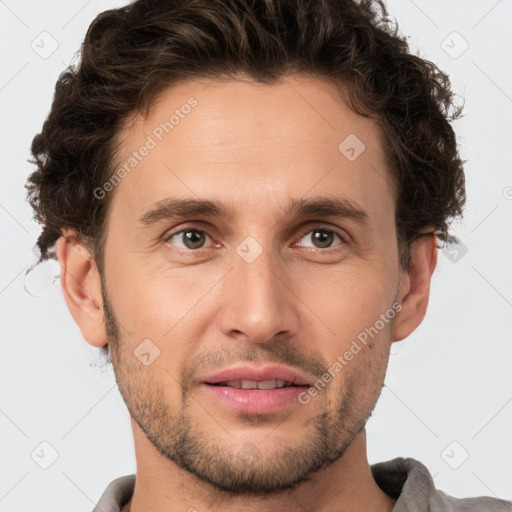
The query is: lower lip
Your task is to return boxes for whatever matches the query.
[201,383,309,414]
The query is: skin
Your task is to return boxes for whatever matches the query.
[55,75,438,512]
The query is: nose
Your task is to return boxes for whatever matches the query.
[218,247,299,345]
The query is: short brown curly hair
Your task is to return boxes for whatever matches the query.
[26,0,465,273]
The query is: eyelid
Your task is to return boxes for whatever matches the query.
[162,221,349,251]
[163,224,218,249]
[296,222,349,240]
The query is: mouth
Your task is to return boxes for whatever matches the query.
[201,382,310,414]
[207,379,298,390]
[200,366,313,414]
[201,364,312,388]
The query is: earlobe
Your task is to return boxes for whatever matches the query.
[391,231,438,342]
[55,229,108,348]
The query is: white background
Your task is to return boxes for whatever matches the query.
[1,0,511,510]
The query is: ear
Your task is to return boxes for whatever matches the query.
[55,229,107,347]
[391,231,438,342]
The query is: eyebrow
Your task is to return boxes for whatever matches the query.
[137,196,373,230]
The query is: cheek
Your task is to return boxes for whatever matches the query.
[105,254,216,336]
[298,263,393,346]
[322,314,392,413]
[107,266,221,392]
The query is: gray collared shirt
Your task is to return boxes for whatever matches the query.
[93,457,512,511]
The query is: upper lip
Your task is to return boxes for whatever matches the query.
[202,365,313,386]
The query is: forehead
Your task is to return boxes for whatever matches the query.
[109,75,394,225]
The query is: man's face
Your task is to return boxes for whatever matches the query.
[100,75,403,493]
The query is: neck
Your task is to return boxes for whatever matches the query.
[125,421,396,512]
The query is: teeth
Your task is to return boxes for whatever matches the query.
[241,380,259,389]
[219,379,292,389]
[257,380,277,390]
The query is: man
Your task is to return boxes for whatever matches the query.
[25,0,511,510]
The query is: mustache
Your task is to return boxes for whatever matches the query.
[180,340,328,390]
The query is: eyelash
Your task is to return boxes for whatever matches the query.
[163,224,348,253]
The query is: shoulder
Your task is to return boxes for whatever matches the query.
[92,475,136,512]
[371,457,512,512]
[432,489,512,511]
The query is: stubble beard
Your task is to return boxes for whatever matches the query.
[101,282,388,496]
